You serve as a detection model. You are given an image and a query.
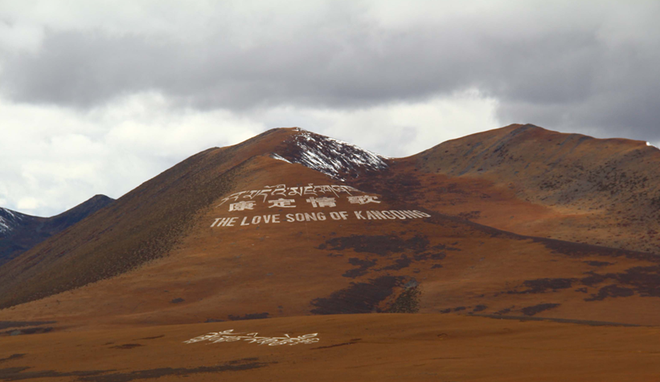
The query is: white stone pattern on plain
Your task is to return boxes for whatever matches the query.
[183,329,320,346]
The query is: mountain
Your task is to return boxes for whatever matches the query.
[271,128,388,180]
[1,125,659,329]
[410,124,660,253]
[0,195,114,267]
[2,125,660,381]
[0,128,392,312]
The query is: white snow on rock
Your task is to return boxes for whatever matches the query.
[274,129,388,180]
[270,153,292,163]
[0,208,20,234]
[0,217,8,234]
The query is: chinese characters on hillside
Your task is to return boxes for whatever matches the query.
[217,184,364,208]
[211,182,430,228]
[218,183,379,212]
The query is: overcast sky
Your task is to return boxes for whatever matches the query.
[1,0,659,216]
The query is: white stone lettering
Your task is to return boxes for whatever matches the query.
[381,211,396,219]
[237,214,282,226]
[328,211,350,220]
[229,200,256,212]
[211,217,238,227]
[247,189,273,202]
[314,185,338,196]
[411,210,431,218]
[306,197,336,208]
[216,191,248,206]
[266,184,287,197]
[304,184,317,195]
[347,195,381,205]
[285,212,326,222]
[288,187,303,196]
[217,183,364,207]
[210,195,431,228]
[268,198,296,208]
[365,210,382,220]
[400,210,421,218]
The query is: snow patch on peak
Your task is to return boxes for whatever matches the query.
[0,207,21,234]
[271,153,292,163]
[278,130,388,180]
[647,142,658,149]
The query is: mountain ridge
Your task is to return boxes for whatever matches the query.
[2,124,660,382]
[1,124,660,328]
[0,194,114,267]
[408,123,660,253]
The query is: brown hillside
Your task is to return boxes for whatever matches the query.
[0,128,301,309]
[361,124,660,254]
[1,128,660,328]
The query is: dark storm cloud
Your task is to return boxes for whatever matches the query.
[1,1,659,140]
[1,28,454,109]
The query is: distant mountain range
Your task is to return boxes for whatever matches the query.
[0,195,114,266]
[1,124,659,328]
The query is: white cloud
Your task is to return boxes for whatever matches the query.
[0,89,499,216]
[16,196,40,211]
[0,20,43,54]
[256,89,499,157]
[0,92,264,216]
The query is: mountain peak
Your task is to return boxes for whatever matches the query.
[0,195,114,267]
[0,207,22,235]
[273,128,388,180]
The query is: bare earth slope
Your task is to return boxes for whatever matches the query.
[0,128,309,308]
[357,124,660,254]
[2,314,659,382]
